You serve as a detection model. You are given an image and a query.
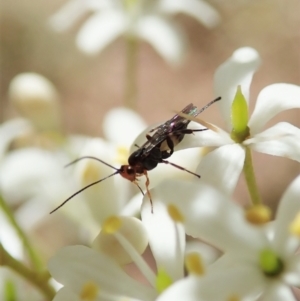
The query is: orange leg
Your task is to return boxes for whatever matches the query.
[143,171,153,213]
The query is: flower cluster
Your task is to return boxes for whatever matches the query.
[49,0,220,65]
[47,47,300,301]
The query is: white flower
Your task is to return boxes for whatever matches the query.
[48,215,179,300]
[58,107,148,222]
[176,47,300,194]
[48,204,218,300]
[49,0,220,64]
[0,148,90,233]
[0,148,70,207]
[147,174,300,301]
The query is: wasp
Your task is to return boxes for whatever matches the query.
[50,97,221,214]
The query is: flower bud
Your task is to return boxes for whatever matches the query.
[8,73,61,131]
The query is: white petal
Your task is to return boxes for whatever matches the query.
[244,122,300,161]
[103,107,147,148]
[121,193,143,216]
[0,211,23,259]
[151,179,267,252]
[156,277,203,301]
[0,148,66,205]
[92,217,148,266]
[159,0,221,28]
[214,47,261,130]
[0,118,32,160]
[146,147,203,189]
[262,283,296,301]
[202,266,264,301]
[185,240,220,266]
[249,83,300,135]
[196,144,245,195]
[74,138,129,223]
[48,245,156,301]
[158,265,264,301]
[49,0,89,32]
[53,287,80,301]
[76,11,126,54]
[284,254,300,286]
[201,266,264,301]
[176,122,234,150]
[273,174,300,255]
[136,15,186,65]
[141,198,185,281]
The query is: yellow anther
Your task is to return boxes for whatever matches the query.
[82,161,101,184]
[227,294,240,301]
[115,145,130,165]
[155,268,173,293]
[80,282,98,301]
[102,216,122,234]
[289,212,300,236]
[245,205,271,225]
[167,204,184,223]
[185,253,205,276]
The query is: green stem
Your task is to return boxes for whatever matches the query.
[124,36,138,110]
[243,147,262,205]
[0,195,43,271]
[0,244,56,300]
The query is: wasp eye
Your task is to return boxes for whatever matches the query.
[127,167,135,175]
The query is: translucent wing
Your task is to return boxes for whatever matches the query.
[137,103,199,157]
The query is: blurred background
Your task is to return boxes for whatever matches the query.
[0,0,300,299]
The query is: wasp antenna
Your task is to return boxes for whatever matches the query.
[197,96,221,115]
[50,171,119,214]
[65,156,118,171]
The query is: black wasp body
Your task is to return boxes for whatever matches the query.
[50,98,221,214]
[127,99,220,171]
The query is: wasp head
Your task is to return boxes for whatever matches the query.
[119,165,137,182]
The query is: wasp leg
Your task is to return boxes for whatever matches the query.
[133,181,144,195]
[172,128,208,135]
[143,170,153,213]
[146,134,153,141]
[161,136,174,159]
[162,160,201,178]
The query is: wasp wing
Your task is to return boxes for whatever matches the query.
[136,103,199,157]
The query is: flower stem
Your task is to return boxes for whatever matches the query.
[124,36,138,110]
[243,147,262,205]
[0,195,43,271]
[0,244,55,300]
